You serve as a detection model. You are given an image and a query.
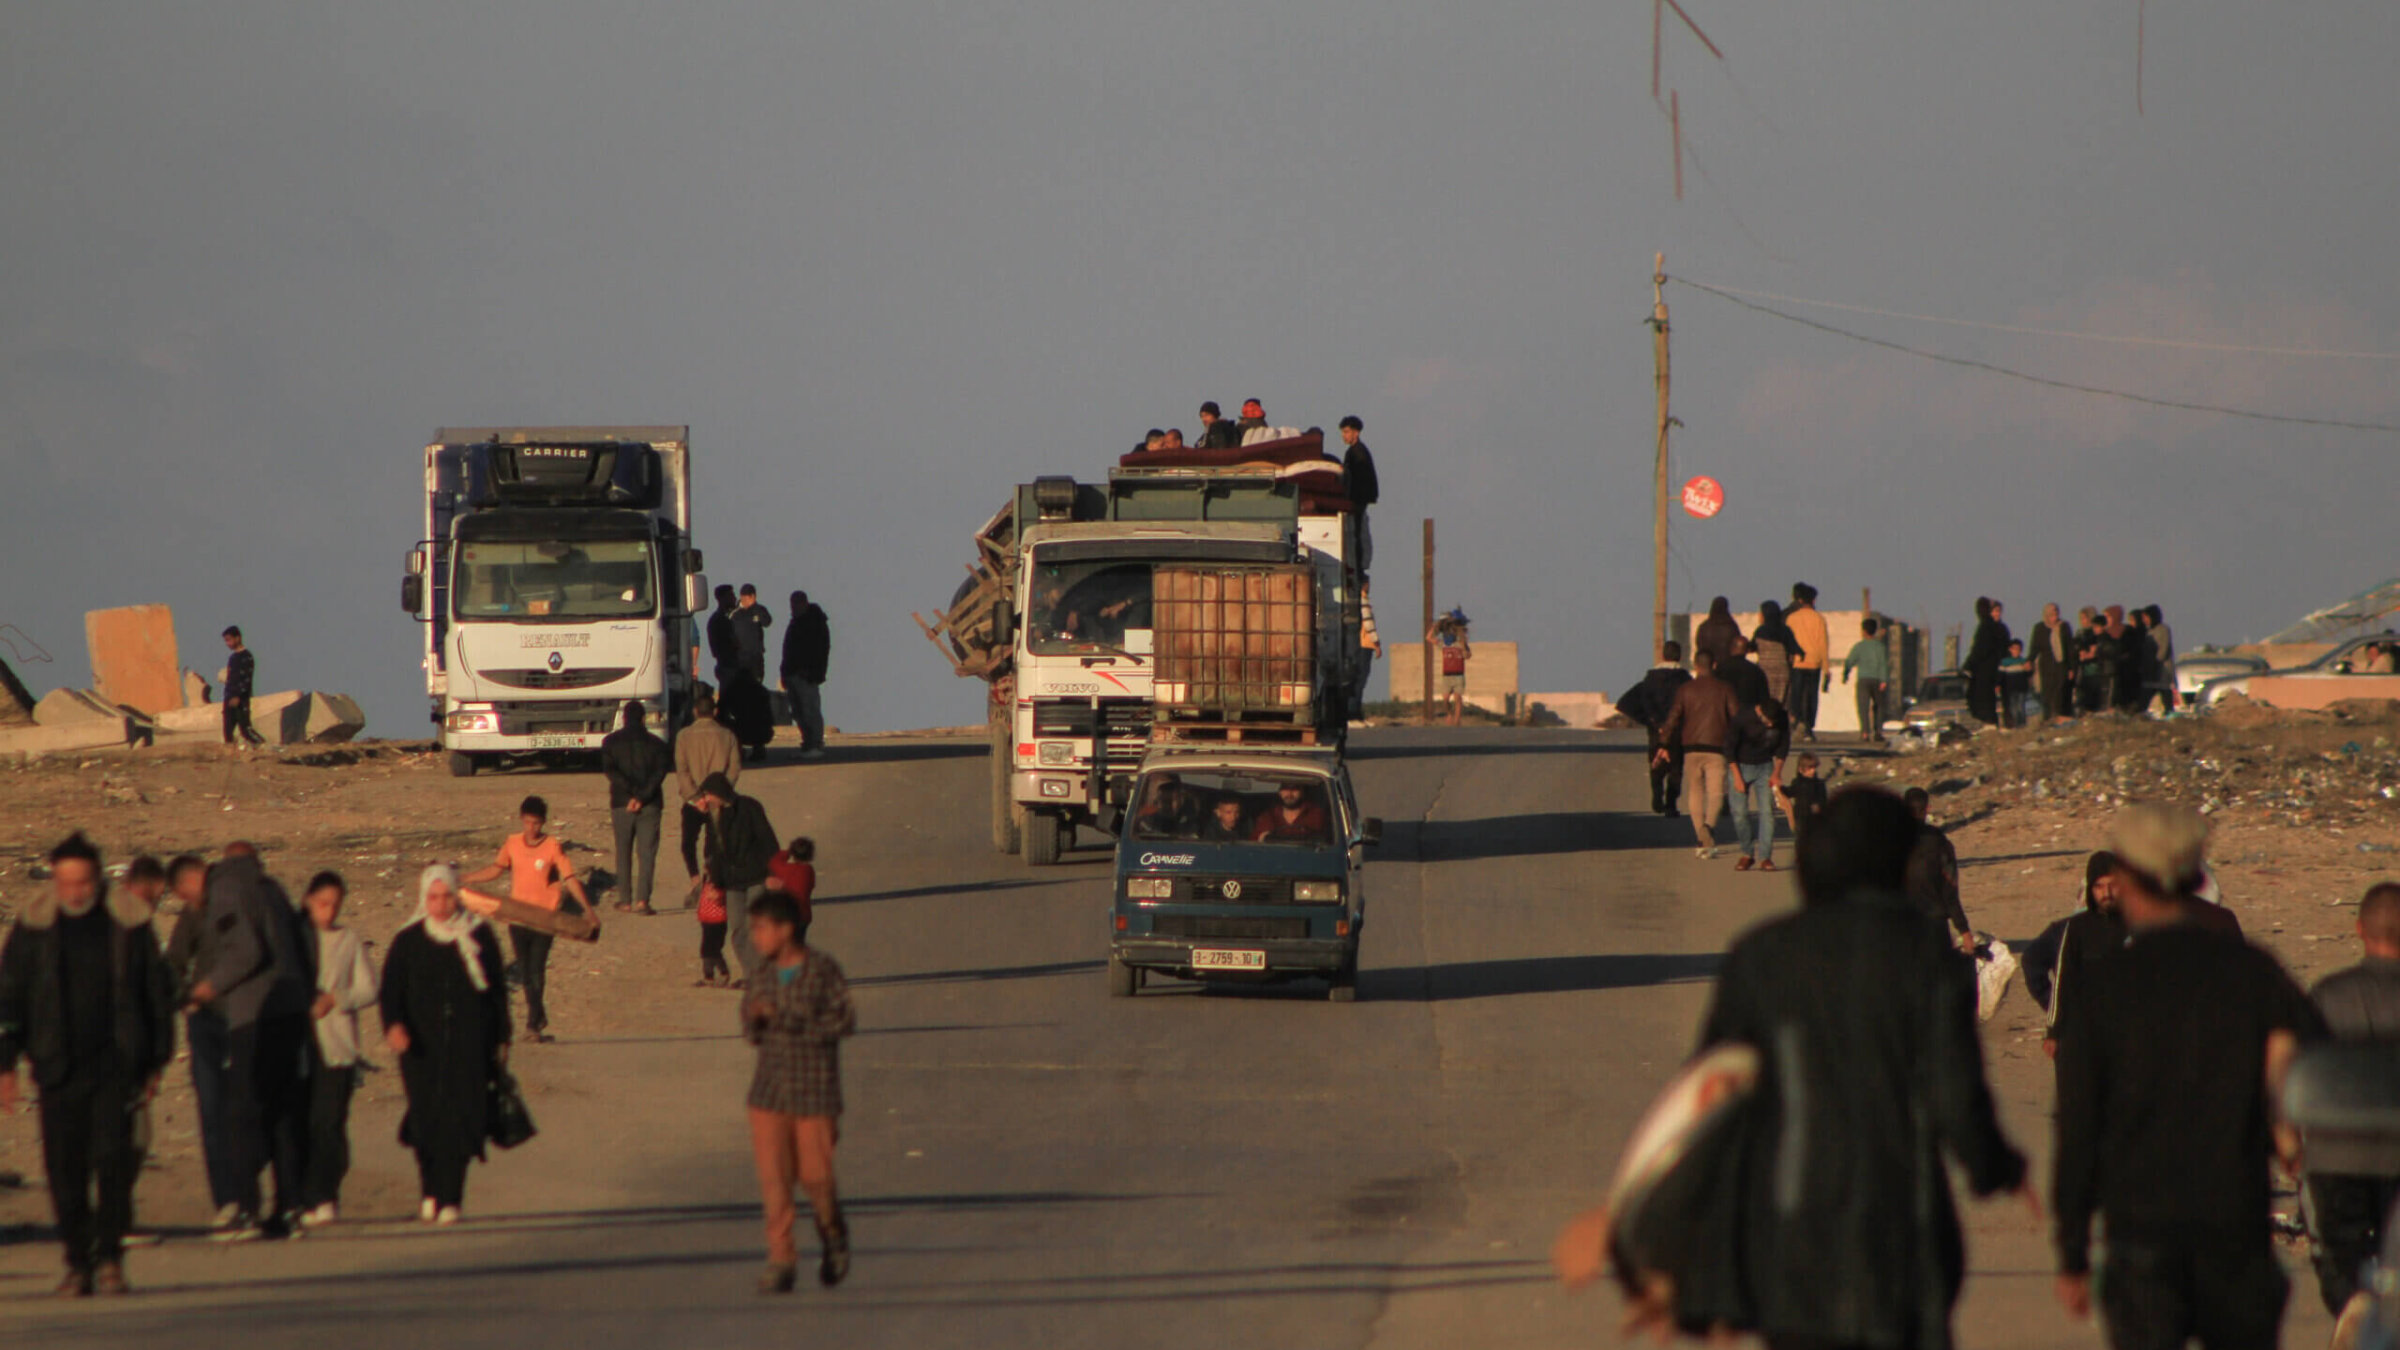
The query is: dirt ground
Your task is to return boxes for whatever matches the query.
[3,708,2393,1250]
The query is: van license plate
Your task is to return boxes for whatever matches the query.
[1191,948,1266,971]
[531,734,582,749]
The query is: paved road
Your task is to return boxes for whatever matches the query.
[0,728,2327,1346]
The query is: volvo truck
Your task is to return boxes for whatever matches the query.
[403,426,704,777]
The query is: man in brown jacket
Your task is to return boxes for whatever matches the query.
[676,690,743,885]
[1656,650,1741,858]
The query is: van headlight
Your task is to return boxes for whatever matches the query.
[1125,877,1173,899]
[1293,880,1343,903]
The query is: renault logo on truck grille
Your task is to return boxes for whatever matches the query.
[547,651,564,672]
[1219,880,1242,900]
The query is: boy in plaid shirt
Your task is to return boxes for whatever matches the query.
[743,891,855,1293]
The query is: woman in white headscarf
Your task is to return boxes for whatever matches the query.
[379,864,510,1225]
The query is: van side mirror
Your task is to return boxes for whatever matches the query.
[400,574,425,615]
[1359,817,1384,846]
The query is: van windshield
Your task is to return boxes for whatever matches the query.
[1027,559,1151,655]
[1131,770,1335,846]
[454,538,655,620]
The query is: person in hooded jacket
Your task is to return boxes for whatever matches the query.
[2022,852,2125,1063]
[1694,597,1741,673]
[380,865,511,1225]
[1751,600,1801,706]
[0,832,177,1296]
[185,844,317,1238]
[781,592,832,759]
[1618,641,1694,816]
[1555,788,2032,1347]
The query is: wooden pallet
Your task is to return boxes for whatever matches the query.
[1150,720,1323,746]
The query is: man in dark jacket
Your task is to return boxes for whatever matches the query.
[185,845,316,1238]
[1657,651,1741,857]
[2053,803,2323,1350]
[1902,787,1972,943]
[696,772,779,979]
[734,585,773,680]
[0,832,178,1296]
[1569,788,2031,1346]
[1195,401,1240,450]
[2300,882,2400,1317]
[706,586,741,687]
[601,701,672,915]
[1337,415,1379,572]
[1721,636,1771,709]
[781,591,832,759]
[221,625,264,747]
[1618,641,1693,816]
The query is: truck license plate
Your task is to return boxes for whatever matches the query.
[1191,948,1266,971]
[531,734,583,749]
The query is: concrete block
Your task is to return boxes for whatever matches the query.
[303,692,366,743]
[0,657,33,726]
[0,717,139,758]
[252,691,311,744]
[182,669,212,707]
[35,687,123,726]
[155,705,223,735]
[85,604,183,716]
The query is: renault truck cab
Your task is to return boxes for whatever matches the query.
[1109,747,1379,1002]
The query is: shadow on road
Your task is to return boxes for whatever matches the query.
[804,740,987,767]
[1378,811,1694,863]
[1362,952,1721,1003]
[1347,739,1636,762]
[826,877,1060,906]
[852,959,1106,988]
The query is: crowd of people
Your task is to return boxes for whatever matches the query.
[703,585,833,763]
[1966,599,2182,728]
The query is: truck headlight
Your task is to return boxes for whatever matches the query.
[1125,877,1173,899]
[446,708,498,733]
[1039,778,1071,798]
[1293,880,1344,903]
[1038,741,1075,766]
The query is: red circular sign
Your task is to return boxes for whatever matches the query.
[1682,475,1725,519]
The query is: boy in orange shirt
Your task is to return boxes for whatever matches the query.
[462,796,589,1043]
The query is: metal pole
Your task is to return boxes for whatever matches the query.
[1652,253,1671,662]
[1421,518,1436,723]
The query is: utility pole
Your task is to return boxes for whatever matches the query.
[1651,253,1672,662]
[1421,519,1436,724]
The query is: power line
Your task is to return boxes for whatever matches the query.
[1676,275,2400,361]
[1670,276,2400,435]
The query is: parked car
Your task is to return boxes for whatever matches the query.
[2196,633,2400,709]
[2173,651,2268,700]
[1897,669,1971,732]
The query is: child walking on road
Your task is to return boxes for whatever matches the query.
[696,877,731,987]
[461,796,590,1044]
[743,892,856,1294]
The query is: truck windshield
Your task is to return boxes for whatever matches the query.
[1131,770,1336,847]
[1027,560,1151,655]
[454,539,655,621]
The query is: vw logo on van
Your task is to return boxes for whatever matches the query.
[1220,880,1242,900]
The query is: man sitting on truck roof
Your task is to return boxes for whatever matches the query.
[1196,402,1239,450]
[1253,782,1331,844]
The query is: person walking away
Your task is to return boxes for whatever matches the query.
[1338,415,1379,573]
[1721,635,1771,709]
[1427,611,1471,726]
[1725,697,1788,872]
[221,625,264,747]
[162,853,245,1229]
[381,865,510,1225]
[1778,751,1829,858]
[782,592,832,759]
[2300,882,2400,1323]
[1750,600,1800,705]
[696,773,781,979]
[2051,802,2324,1350]
[1785,583,1830,743]
[1656,650,1741,858]
[706,585,740,687]
[1843,617,1892,744]
[0,832,176,1297]
[1903,787,1973,946]
[185,843,315,1239]
[2030,603,2074,724]
[1616,640,1692,816]
[1350,589,1383,722]
[1195,401,1239,449]
[766,838,817,933]
[743,891,857,1293]
[1555,787,2033,1346]
[460,796,589,1045]
[297,872,377,1228]
[1963,597,2007,726]
[1694,596,1741,673]
[696,876,733,986]
[676,690,742,892]
[602,701,671,915]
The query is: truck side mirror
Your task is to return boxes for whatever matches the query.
[686,573,710,615]
[686,547,705,573]
[1359,817,1384,846]
[405,547,428,577]
[993,600,1016,647]
[401,574,424,615]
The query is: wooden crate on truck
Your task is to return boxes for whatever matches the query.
[1152,564,1319,721]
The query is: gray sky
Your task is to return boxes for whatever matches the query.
[5,2,2397,731]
